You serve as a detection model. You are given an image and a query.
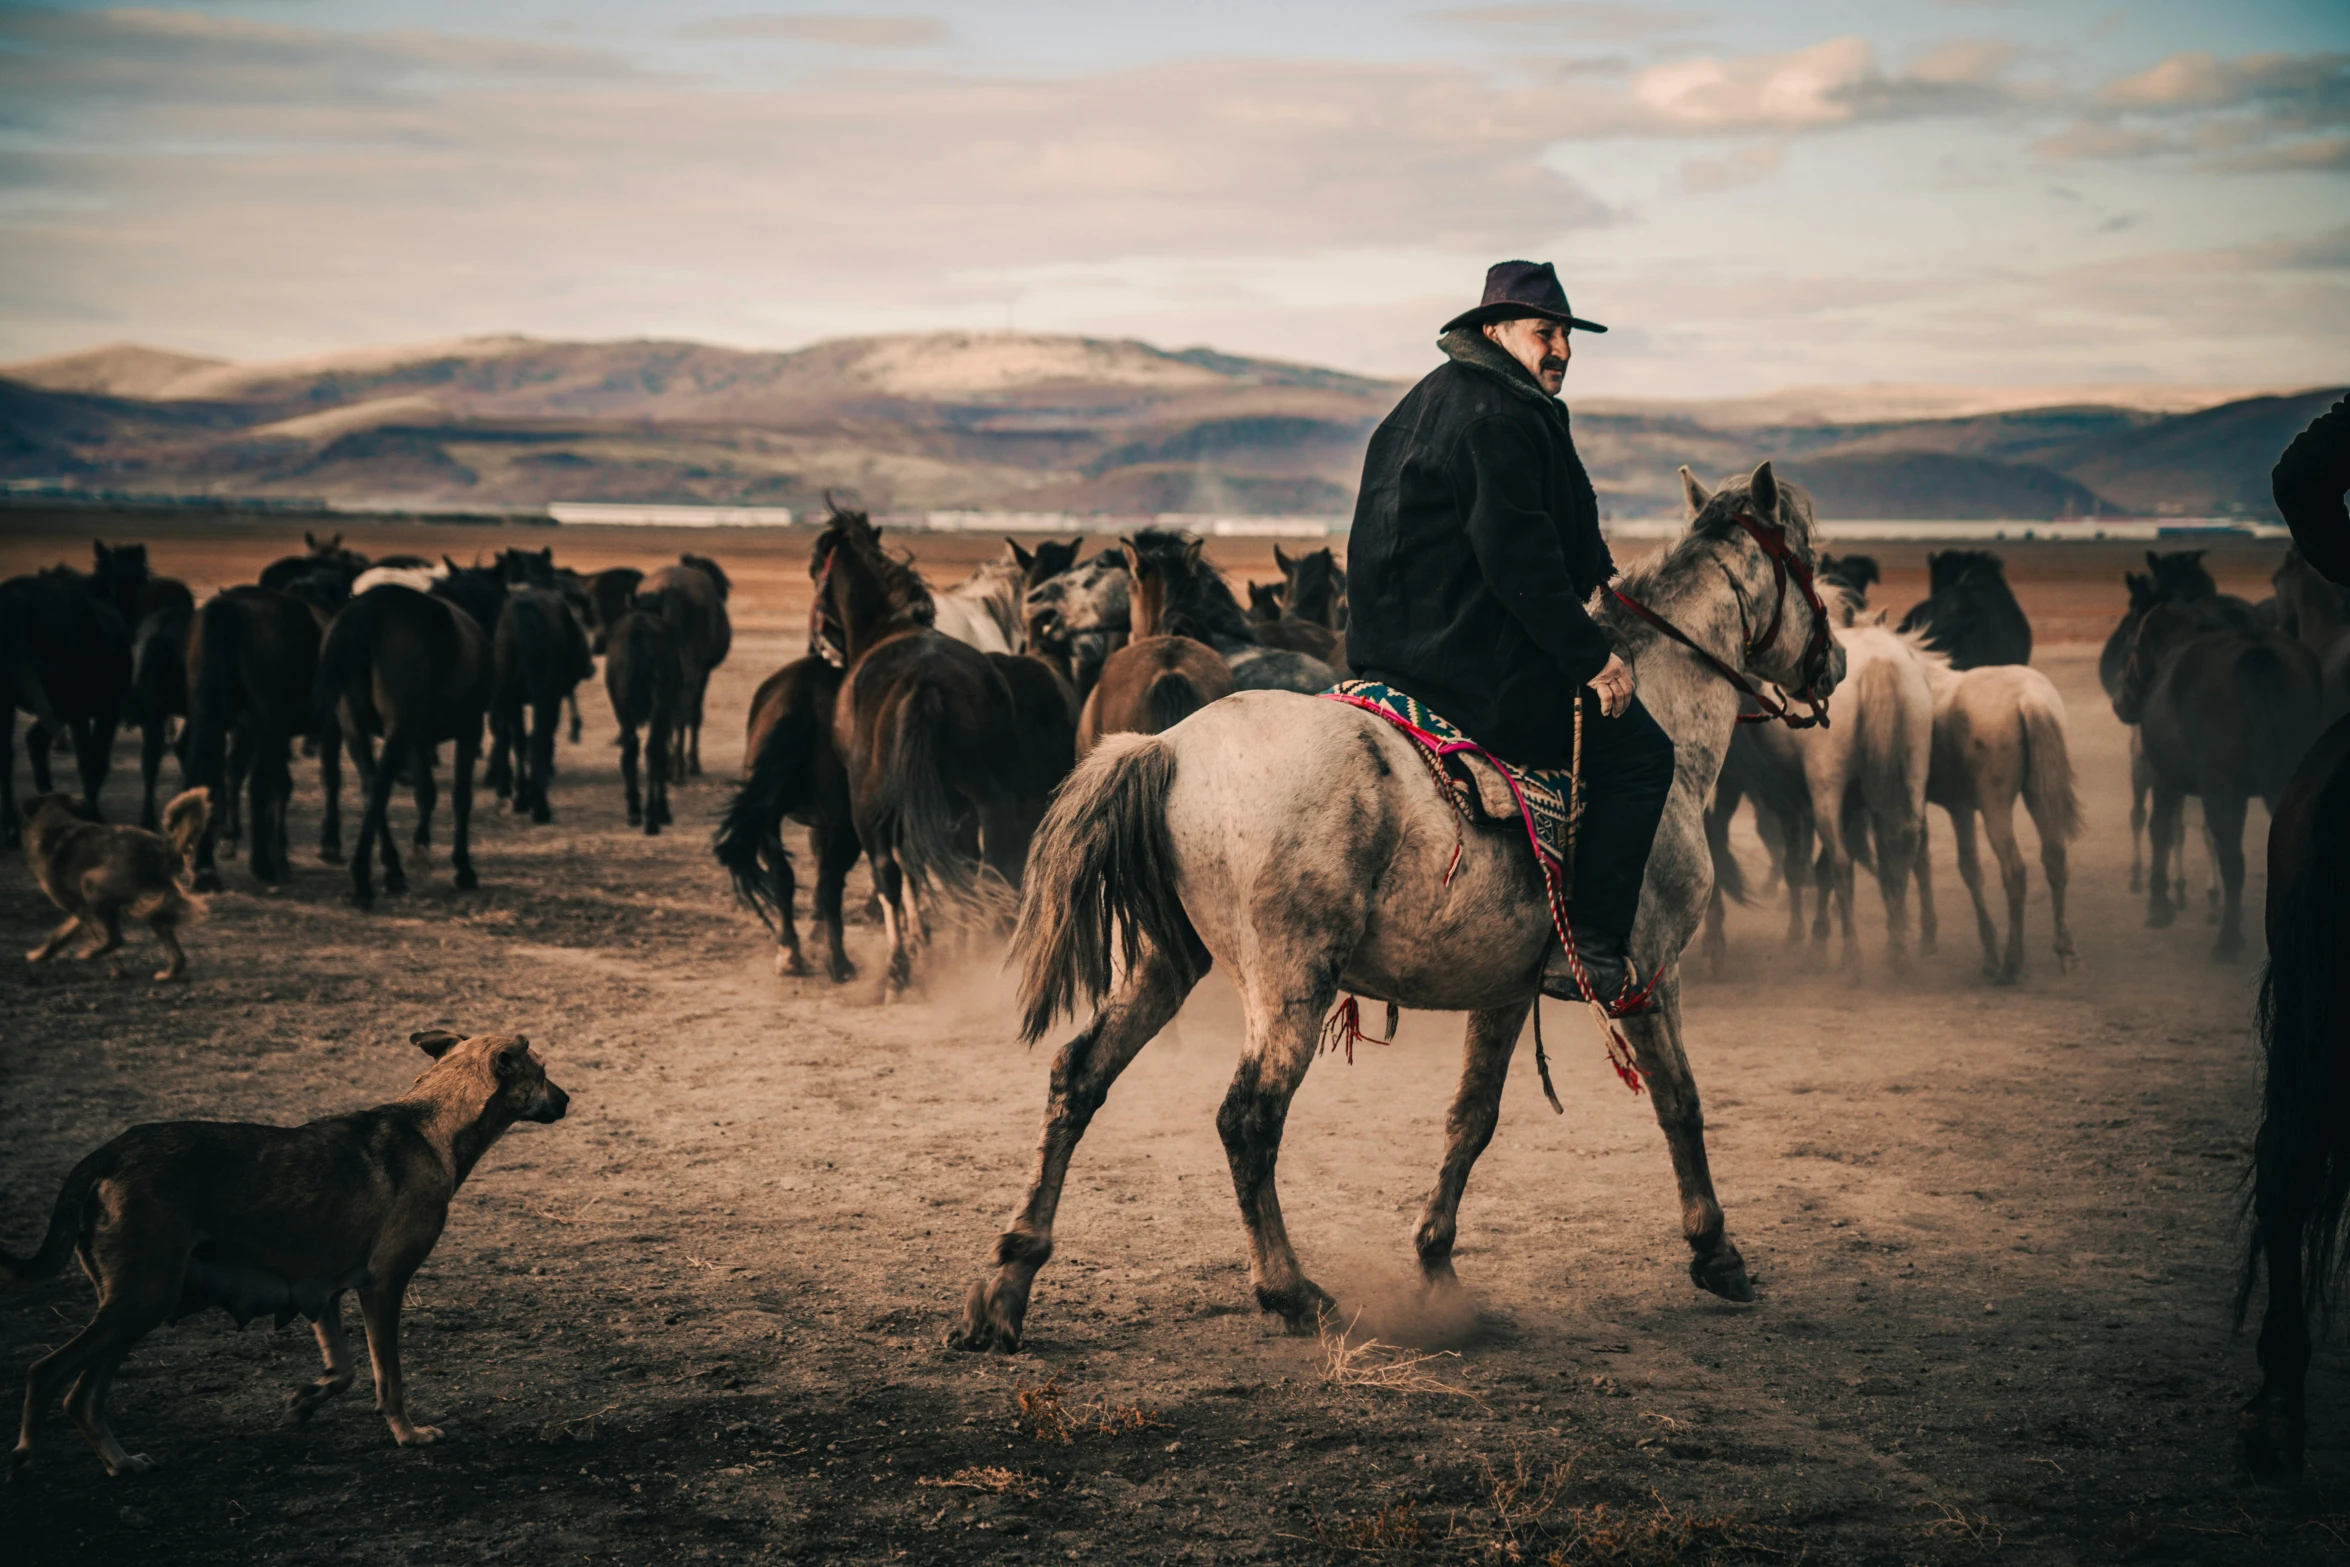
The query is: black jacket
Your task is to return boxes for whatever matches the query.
[1344,329,1616,766]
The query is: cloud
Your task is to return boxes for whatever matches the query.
[2036,50,2349,172]
[678,15,948,49]
[1679,142,1781,193]
[1629,35,2028,131]
[1425,4,1709,42]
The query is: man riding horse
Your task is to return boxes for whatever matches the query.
[1347,260,1671,1013]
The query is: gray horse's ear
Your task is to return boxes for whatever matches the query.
[1749,461,1779,519]
[1678,465,1711,518]
[412,1029,463,1059]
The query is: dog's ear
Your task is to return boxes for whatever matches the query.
[412,1029,464,1059]
[493,1035,534,1077]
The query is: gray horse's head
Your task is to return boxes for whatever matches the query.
[1678,460,1846,700]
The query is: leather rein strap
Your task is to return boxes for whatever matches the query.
[1607,508,1835,731]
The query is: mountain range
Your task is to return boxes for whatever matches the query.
[2,334,2336,521]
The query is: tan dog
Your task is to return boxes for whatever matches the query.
[4,1030,569,1476]
[22,788,209,980]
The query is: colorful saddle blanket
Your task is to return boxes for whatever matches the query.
[1319,679,1582,892]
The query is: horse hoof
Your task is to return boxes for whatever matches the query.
[948,1280,1024,1354]
[531,805,552,826]
[828,958,858,984]
[352,887,375,910]
[1689,1246,1756,1303]
[1257,1280,1337,1335]
[2145,906,2175,930]
[383,874,408,897]
[775,949,809,978]
[626,809,642,826]
[454,869,479,893]
[2237,1404,2305,1485]
[319,847,344,866]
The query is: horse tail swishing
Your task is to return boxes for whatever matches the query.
[184,593,244,890]
[712,655,859,979]
[1013,734,1201,1044]
[870,680,990,928]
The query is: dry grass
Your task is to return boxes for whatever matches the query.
[1318,1312,1488,1406]
[1011,1375,1166,1444]
[1919,1498,2003,1549]
[1540,1490,1773,1565]
[917,1465,1045,1499]
[1311,1499,1432,1553]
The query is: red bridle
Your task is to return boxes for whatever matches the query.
[1608,507,1837,730]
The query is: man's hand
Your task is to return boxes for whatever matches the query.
[1587,652,1635,718]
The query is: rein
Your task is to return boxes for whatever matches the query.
[1608,508,1835,730]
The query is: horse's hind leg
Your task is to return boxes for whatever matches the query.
[617,718,643,826]
[449,730,480,893]
[645,708,673,834]
[813,822,861,983]
[2038,830,2078,975]
[1622,973,1753,1302]
[2204,792,2248,960]
[317,718,343,864]
[410,745,437,853]
[1946,806,2000,978]
[2145,787,2182,928]
[356,732,407,904]
[951,945,1198,1352]
[566,689,582,745]
[1913,816,1939,955]
[527,696,558,823]
[2127,732,2149,892]
[1978,798,2030,983]
[139,715,166,830]
[1413,1000,1533,1290]
[1219,974,1344,1332]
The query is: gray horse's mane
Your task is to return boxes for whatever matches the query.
[1608,475,1823,611]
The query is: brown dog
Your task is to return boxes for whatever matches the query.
[23,787,209,980]
[4,1030,569,1476]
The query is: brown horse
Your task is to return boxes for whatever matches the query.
[1075,534,1237,754]
[2114,605,2322,957]
[636,557,730,775]
[185,587,334,890]
[314,586,490,907]
[811,505,1032,996]
[713,656,859,979]
[602,608,684,835]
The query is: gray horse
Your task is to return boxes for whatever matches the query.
[953,462,1845,1350]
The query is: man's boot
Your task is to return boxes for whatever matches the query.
[1540,926,1659,1017]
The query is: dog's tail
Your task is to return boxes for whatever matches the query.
[161,786,211,864]
[0,1145,114,1285]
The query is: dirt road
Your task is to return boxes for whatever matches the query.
[1,511,2341,1564]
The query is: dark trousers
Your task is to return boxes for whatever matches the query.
[1567,691,1675,937]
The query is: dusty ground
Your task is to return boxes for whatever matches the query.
[0,508,2343,1566]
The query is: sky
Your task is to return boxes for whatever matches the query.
[0,1,2344,395]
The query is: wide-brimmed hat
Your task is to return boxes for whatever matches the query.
[1441,260,1607,334]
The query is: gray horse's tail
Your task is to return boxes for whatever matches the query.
[1014,733,1201,1044]
[2018,689,2082,843]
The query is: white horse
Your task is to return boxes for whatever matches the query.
[931,554,1026,656]
[1706,614,1933,974]
[951,463,1845,1350]
[1908,637,2084,982]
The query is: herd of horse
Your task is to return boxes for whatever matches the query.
[4,468,2347,1484]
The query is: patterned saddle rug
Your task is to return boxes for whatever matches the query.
[1319,679,1582,891]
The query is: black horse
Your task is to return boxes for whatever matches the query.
[314,585,490,907]
[2,568,132,839]
[603,605,685,835]
[713,655,859,979]
[186,587,333,889]
[130,577,196,831]
[636,556,731,775]
[486,586,595,823]
[1899,549,2031,668]
[1819,553,1881,606]
[258,532,369,595]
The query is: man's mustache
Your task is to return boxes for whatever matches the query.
[1539,356,1568,374]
